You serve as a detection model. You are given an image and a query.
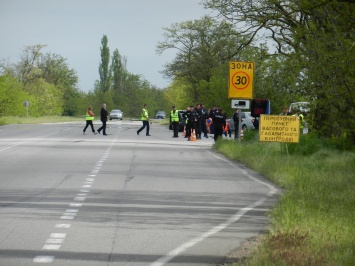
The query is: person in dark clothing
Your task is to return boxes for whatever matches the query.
[232,109,240,139]
[182,107,190,139]
[253,117,259,130]
[185,106,196,141]
[208,104,217,134]
[200,104,209,138]
[194,103,202,139]
[97,103,108,136]
[212,108,226,142]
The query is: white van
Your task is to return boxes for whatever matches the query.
[289,102,310,113]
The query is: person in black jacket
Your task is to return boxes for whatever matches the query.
[212,108,226,142]
[194,103,202,139]
[97,103,108,136]
[185,106,196,141]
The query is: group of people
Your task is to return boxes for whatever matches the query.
[82,103,108,136]
[82,103,249,142]
[170,103,229,142]
[280,106,306,132]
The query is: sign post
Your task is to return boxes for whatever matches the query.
[23,101,30,117]
[228,61,254,99]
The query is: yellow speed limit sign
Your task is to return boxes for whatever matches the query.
[229,61,254,99]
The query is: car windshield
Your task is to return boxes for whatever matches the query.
[111,110,121,113]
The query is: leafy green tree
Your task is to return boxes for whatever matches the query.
[0,74,32,116]
[99,35,112,93]
[157,16,250,102]
[111,49,125,93]
[203,0,355,145]
[15,44,46,89]
[38,52,80,116]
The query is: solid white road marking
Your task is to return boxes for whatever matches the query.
[150,198,266,266]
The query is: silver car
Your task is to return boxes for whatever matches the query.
[227,111,255,131]
[109,109,123,120]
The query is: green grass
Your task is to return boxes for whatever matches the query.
[0,116,83,125]
[213,131,355,265]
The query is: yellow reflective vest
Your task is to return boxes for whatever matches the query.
[141,108,149,121]
[86,112,94,121]
[170,110,179,122]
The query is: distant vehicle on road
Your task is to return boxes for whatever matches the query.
[109,109,123,120]
[155,111,166,119]
[226,111,255,131]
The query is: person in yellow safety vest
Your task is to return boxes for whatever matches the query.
[292,110,305,131]
[137,103,151,136]
[170,106,180,138]
[83,106,97,135]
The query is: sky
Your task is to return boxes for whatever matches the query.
[0,0,213,92]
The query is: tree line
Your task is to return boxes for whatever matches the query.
[159,0,354,148]
[1,0,354,147]
[0,37,167,119]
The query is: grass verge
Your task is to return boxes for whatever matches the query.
[213,131,355,265]
[0,116,83,125]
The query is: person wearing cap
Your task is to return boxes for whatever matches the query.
[212,108,226,142]
[170,105,180,138]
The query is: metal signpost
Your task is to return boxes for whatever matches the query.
[23,101,30,117]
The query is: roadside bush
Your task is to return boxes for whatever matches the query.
[287,133,324,156]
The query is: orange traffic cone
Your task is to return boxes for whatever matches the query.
[240,128,244,139]
[190,130,197,141]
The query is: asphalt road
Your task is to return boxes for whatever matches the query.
[0,120,279,266]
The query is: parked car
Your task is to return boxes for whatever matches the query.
[227,111,255,131]
[155,111,166,119]
[109,109,123,120]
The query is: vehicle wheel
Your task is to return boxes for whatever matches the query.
[242,125,247,131]
[110,118,112,120]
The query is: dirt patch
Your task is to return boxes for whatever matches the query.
[215,233,265,265]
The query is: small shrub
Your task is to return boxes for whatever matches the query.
[287,133,324,155]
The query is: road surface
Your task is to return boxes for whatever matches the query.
[0,120,279,265]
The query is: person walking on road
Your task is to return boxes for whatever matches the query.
[97,103,108,136]
[83,106,97,135]
[137,104,151,136]
[170,106,180,138]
